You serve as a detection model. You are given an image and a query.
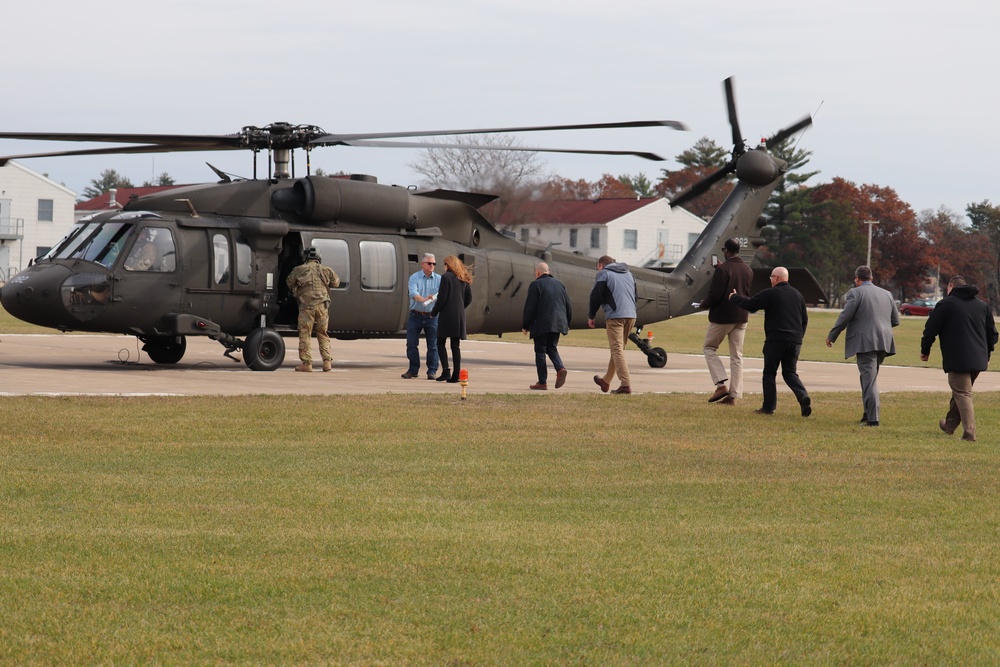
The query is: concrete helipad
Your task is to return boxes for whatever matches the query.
[2,333,997,397]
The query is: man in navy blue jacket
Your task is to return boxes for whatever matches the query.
[920,275,998,442]
[729,266,812,417]
[522,262,572,390]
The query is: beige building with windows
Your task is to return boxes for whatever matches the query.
[498,197,707,268]
[0,161,77,283]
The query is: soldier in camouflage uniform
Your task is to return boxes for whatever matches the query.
[286,247,340,372]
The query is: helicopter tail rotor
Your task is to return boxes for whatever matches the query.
[669,77,811,208]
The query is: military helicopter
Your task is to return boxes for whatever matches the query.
[0,78,815,371]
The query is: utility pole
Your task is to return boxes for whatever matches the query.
[865,220,879,267]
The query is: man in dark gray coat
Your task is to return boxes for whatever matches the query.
[920,275,998,442]
[825,265,900,426]
[522,262,572,390]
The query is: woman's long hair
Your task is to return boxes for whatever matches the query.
[443,256,473,284]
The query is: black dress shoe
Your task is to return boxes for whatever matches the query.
[800,396,812,417]
[436,372,451,382]
[754,408,774,415]
[864,421,879,427]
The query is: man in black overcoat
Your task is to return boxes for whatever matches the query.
[522,262,573,390]
[920,275,998,441]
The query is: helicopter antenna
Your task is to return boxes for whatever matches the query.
[205,162,232,183]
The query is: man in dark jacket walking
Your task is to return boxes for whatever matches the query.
[700,238,754,405]
[729,266,812,416]
[920,275,998,441]
[522,262,573,390]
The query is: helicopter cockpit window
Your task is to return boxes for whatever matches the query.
[48,222,136,268]
[359,240,397,292]
[311,239,349,289]
[236,236,252,286]
[123,227,175,272]
[212,233,230,285]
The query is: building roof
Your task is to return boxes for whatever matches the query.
[497,197,661,227]
[75,186,183,211]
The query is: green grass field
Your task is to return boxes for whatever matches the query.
[2,309,997,663]
[2,392,998,664]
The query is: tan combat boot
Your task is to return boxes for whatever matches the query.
[322,360,333,372]
[295,363,312,372]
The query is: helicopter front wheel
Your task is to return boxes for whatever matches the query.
[243,327,286,371]
[142,335,187,364]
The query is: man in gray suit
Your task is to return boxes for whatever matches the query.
[825,265,900,426]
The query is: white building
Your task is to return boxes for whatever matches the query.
[499,197,707,268]
[0,161,77,282]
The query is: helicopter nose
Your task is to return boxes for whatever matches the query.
[0,264,75,328]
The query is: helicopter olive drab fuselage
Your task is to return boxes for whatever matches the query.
[0,77,815,370]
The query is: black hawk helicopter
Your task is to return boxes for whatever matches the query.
[0,78,814,371]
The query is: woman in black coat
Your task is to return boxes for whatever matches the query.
[431,255,473,382]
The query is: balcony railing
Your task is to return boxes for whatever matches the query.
[0,217,25,240]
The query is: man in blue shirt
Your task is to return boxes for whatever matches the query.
[588,255,638,394]
[401,253,442,379]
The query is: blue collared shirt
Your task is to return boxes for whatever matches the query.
[408,269,441,312]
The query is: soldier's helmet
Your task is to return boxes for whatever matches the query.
[304,247,321,262]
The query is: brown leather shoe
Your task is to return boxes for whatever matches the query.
[322,360,333,372]
[708,384,729,402]
[939,419,956,435]
[593,375,610,393]
[295,363,312,372]
[555,368,568,389]
[530,383,548,390]
[612,386,631,394]
[719,396,736,406]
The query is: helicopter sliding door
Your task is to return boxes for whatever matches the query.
[307,234,406,335]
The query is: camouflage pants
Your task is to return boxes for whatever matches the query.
[297,302,332,364]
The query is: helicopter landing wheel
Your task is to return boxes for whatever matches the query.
[142,335,187,364]
[647,347,667,368]
[243,327,285,371]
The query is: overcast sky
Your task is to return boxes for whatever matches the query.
[4,0,998,219]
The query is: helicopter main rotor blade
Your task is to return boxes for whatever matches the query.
[724,77,744,149]
[669,163,736,208]
[312,120,687,145]
[0,142,244,167]
[338,139,665,161]
[764,115,813,149]
[0,130,242,149]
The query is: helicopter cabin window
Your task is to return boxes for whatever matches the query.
[569,229,578,248]
[311,239,349,289]
[359,240,396,292]
[236,236,252,286]
[212,234,230,284]
[624,229,638,250]
[124,227,176,272]
[520,228,529,242]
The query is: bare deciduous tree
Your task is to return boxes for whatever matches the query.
[409,135,552,228]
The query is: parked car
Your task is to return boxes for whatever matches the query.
[899,298,938,316]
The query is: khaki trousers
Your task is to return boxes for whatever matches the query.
[602,318,635,388]
[703,321,747,398]
[945,371,978,439]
